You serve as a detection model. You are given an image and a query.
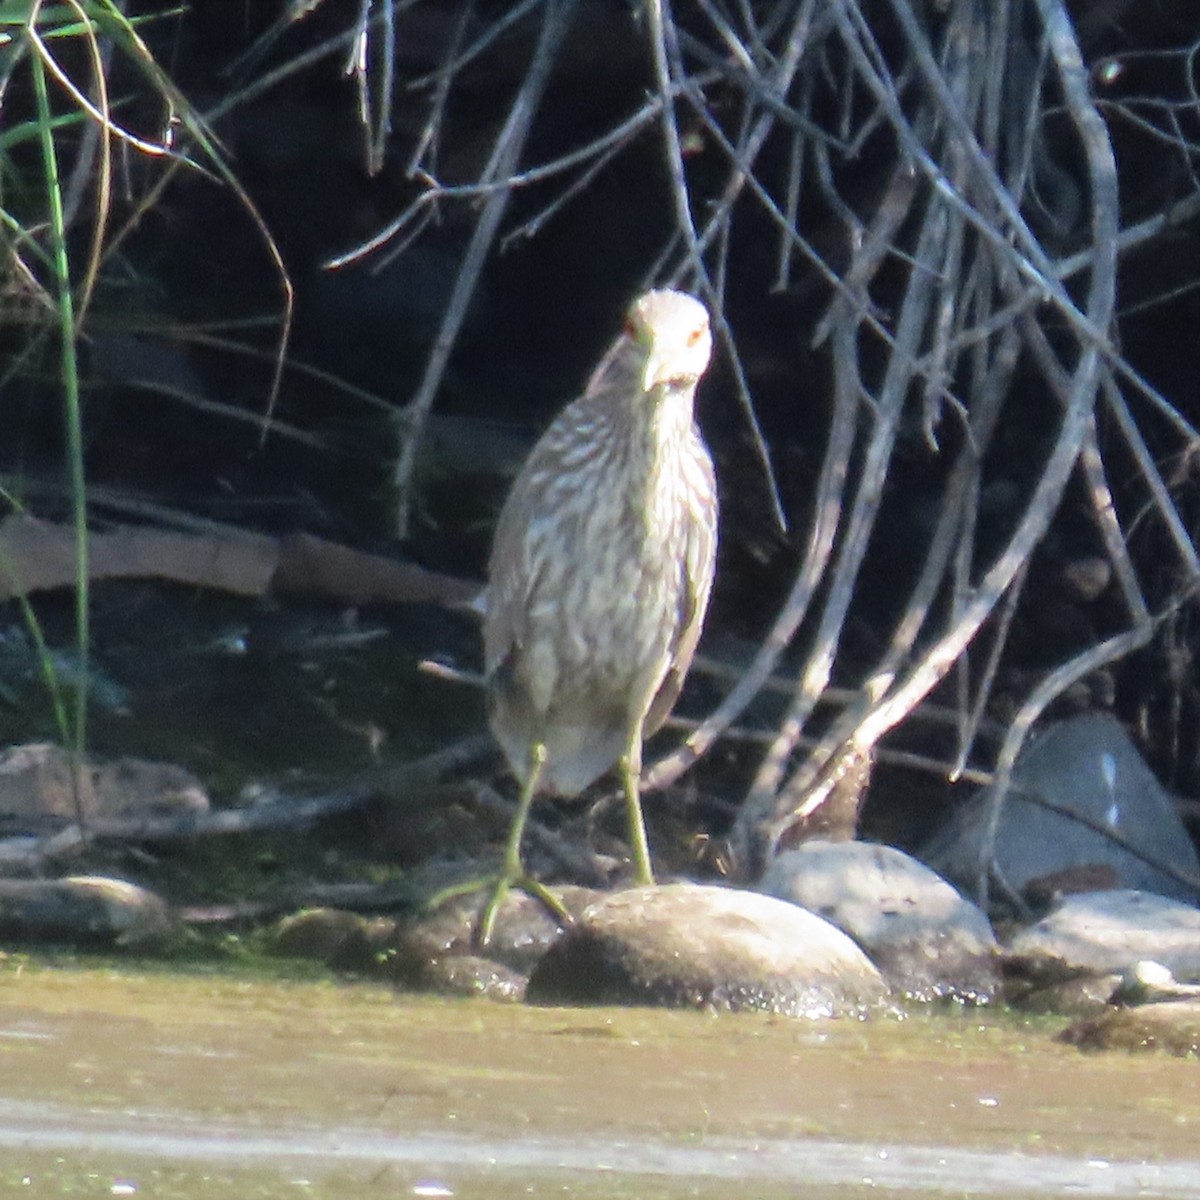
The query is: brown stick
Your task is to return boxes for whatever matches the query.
[0,515,480,609]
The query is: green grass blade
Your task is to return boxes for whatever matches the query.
[30,34,89,826]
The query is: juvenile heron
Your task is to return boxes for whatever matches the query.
[477,288,718,941]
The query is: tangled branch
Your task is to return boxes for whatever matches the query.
[240,0,1200,876]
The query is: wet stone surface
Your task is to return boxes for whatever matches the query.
[527,882,891,1017]
[759,840,999,1005]
[1059,999,1200,1056]
[1003,889,1200,1013]
[0,875,176,949]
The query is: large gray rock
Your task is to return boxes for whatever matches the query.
[526,882,890,1017]
[1006,889,1200,980]
[759,841,998,1004]
[921,713,1200,907]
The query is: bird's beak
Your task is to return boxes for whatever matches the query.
[642,349,674,393]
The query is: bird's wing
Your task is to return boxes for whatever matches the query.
[644,451,718,736]
[481,476,535,678]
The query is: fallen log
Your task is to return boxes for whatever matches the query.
[0,514,480,608]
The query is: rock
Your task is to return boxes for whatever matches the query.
[1058,999,1200,1056]
[1108,959,1200,1007]
[0,875,175,948]
[273,886,599,1000]
[759,841,998,1004]
[526,883,890,1017]
[274,906,529,1000]
[1009,973,1118,1015]
[273,907,399,973]
[921,713,1200,908]
[89,331,207,400]
[1003,889,1200,1012]
[1006,889,1200,976]
[92,757,210,818]
[401,954,528,1002]
[0,744,99,825]
[0,743,209,826]
[393,883,601,976]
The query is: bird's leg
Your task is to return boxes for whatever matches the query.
[619,720,655,886]
[474,742,543,942]
[476,742,572,946]
[423,742,571,947]
[499,741,545,880]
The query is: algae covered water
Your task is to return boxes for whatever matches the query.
[0,962,1198,1198]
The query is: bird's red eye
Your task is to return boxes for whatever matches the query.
[623,318,638,338]
[687,326,706,347]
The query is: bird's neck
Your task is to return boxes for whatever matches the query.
[622,384,697,524]
[587,340,698,475]
[643,381,697,446]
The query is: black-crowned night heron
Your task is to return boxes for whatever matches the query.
[475,288,718,942]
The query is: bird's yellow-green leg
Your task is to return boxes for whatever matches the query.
[477,743,572,946]
[620,721,655,886]
[424,742,572,946]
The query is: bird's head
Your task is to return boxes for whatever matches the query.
[625,289,713,394]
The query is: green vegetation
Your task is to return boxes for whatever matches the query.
[0,2,286,784]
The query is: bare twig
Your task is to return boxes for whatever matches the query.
[379,0,579,539]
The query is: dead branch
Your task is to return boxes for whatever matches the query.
[189,0,1200,879]
[0,515,479,608]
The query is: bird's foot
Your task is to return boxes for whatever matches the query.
[425,869,573,949]
[476,871,573,948]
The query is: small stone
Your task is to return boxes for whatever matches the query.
[1058,999,1200,1055]
[0,875,175,949]
[0,744,209,825]
[404,954,527,1002]
[93,758,209,817]
[273,907,398,972]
